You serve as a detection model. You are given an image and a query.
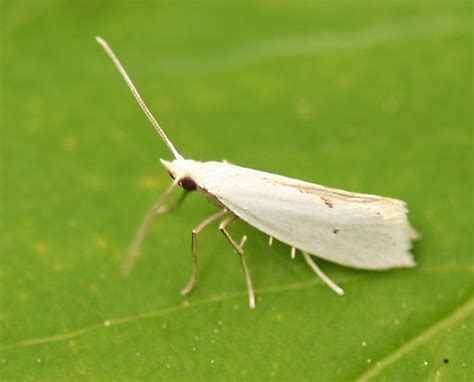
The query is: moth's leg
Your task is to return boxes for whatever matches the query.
[291,246,297,259]
[156,190,189,214]
[268,236,274,246]
[181,209,227,296]
[219,215,256,309]
[302,252,344,295]
[122,180,179,275]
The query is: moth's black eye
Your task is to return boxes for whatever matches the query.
[179,176,197,191]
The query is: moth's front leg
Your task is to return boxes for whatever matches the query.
[156,190,189,214]
[123,180,179,275]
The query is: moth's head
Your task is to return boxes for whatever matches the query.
[160,158,199,191]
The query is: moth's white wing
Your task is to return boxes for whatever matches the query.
[193,161,417,270]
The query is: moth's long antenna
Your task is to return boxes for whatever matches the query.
[96,36,183,160]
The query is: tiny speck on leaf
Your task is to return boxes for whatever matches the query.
[444,358,449,364]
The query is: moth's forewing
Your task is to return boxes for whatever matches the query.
[189,161,416,270]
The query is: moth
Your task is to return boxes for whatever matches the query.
[96,37,418,309]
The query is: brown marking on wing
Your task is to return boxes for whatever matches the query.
[263,176,381,203]
[320,196,334,208]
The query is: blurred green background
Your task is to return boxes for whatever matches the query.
[1,1,472,381]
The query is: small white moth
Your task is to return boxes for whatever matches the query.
[96,37,418,309]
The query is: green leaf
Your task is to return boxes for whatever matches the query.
[1,1,472,381]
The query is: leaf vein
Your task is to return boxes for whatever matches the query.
[355,295,474,381]
[0,276,361,352]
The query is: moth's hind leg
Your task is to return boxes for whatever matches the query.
[302,252,344,295]
[291,246,296,259]
[181,209,227,296]
[219,215,256,309]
